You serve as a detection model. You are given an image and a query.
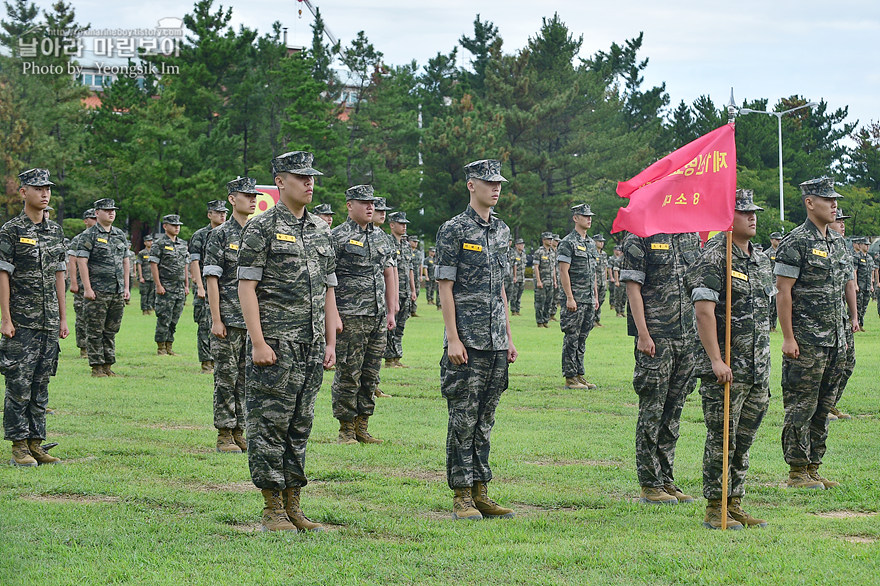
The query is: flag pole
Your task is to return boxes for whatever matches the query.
[721,89,737,530]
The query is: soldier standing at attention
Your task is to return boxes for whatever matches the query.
[774,177,858,490]
[609,245,625,317]
[1,169,68,466]
[686,190,772,530]
[150,215,189,356]
[424,246,437,306]
[827,209,854,422]
[237,151,338,533]
[67,209,96,358]
[436,159,517,521]
[509,238,526,316]
[550,234,561,321]
[621,227,701,505]
[385,212,416,369]
[76,198,130,377]
[331,185,396,444]
[203,178,259,453]
[313,203,335,227]
[136,233,155,315]
[558,204,599,390]
[189,200,228,374]
[533,232,556,328]
[370,197,397,399]
[409,235,423,317]
[855,237,873,331]
[767,232,782,331]
[504,238,514,308]
[593,234,608,327]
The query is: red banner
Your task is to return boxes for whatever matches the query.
[612,124,736,237]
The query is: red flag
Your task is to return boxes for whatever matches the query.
[612,124,736,237]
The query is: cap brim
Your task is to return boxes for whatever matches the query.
[838,215,852,220]
[26,181,55,187]
[735,204,764,212]
[346,195,376,201]
[234,188,262,196]
[290,168,323,176]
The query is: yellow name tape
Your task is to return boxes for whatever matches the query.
[19,237,36,245]
[731,270,748,281]
[811,248,827,258]
[97,237,108,243]
[463,243,483,252]
[229,243,239,251]
[348,239,364,247]
[515,257,521,261]
[541,255,549,260]
[650,243,670,250]
[164,245,174,251]
[576,245,587,251]
[276,233,296,243]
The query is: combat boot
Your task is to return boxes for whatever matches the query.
[26,439,60,465]
[373,388,392,398]
[336,419,357,445]
[10,440,37,467]
[157,342,167,356]
[79,347,88,359]
[807,464,840,488]
[260,489,297,532]
[826,410,838,422]
[216,429,242,453]
[702,499,743,530]
[200,361,213,374]
[576,375,598,390]
[787,466,825,489]
[639,486,678,505]
[143,310,150,315]
[728,497,767,528]
[564,377,588,390]
[232,427,247,451]
[829,406,852,420]
[283,487,325,532]
[354,415,383,444]
[472,481,515,518]
[664,483,695,503]
[91,365,108,378]
[102,364,119,377]
[452,487,482,521]
[164,342,176,356]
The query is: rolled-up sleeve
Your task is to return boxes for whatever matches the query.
[202,265,222,278]
[237,266,263,281]
[325,272,338,287]
[620,269,645,284]
[691,287,719,303]
[76,249,90,258]
[556,254,572,264]
[436,265,457,281]
[0,260,15,274]
[774,263,799,279]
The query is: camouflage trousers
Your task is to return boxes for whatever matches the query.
[857,289,871,328]
[139,280,155,312]
[561,303,595,378]
[550,285,560,319]
[1,328,59,441]
[595,280,607,325]
[246,337,324,490]
[769,295,777,329]
[610,282,626,314]
[425,278,437,304]
[504,276,513,306]
[781,343,842,466]
[332,314,386,421]
[73,291,87,349]
[85,291,125,367]
[633,336,696,488]
[700,378,769,500]
[385,296,411,360]
[509,281,524,314]
[192,297,213,362]
[154,288,186,343]
[441,348,509,489]
[833,322,855,406]
[412,279,420,315]
[534,284,553,324]
[212,325,247,431]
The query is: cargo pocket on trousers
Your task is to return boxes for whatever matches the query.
[0,335,20,375]
[247,339,292,396]
[439,352,470,401]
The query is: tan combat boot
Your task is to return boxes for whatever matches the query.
[337,420,357,445]
[164,342,176,356]
[157,342,167,356]
[703,499,743,530]
[829,406,852,420]
[91,365,108,378]
[79,348,88,359]
[200,361,213,374]
[664,483,695,503]
[452,487,482,521]
[472,481,515,518]
[639,486,678,505]
[143,310,150,315]
[807,464,840,488]
[564,377,588,390]
[283,487,325,532]
[354,415,383,444]
[374,388,392,398]
[10,440,37,467]
[102,364,119,377]
[576,375,598,390]
[728,497,767,528]
[216,429,242,453]
[260,489,297,532]
[26,439,60,464]
[232,427,247,451]
[787,466,825,489]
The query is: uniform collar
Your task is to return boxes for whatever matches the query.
[464,205,492,228]
[804,218,832,241]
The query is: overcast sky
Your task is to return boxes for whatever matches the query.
[67,0,878,131]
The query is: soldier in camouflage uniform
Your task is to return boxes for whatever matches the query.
[854,237,873,330]
[609,245,626,316]
[509,238,526,315]
[557,204,599,390]
[150,215,189,355]
[237,151,338,533]
[827,209,855,422]
[136,233,155,315]
[550,234,561,321]
[774,177,858,490]
[189,200,228,374]
[68,208,97,358]
[621,228,701,505]
[313,203,335,227]
[331,185,397,444]
[424,246,437,305]
[385,211,416,368]
[593,234,608,327]
[1,168,68,466]
[76,198,130,377]
[767,232,782,331]
[504,237,514,306]
[436,159,517,521]
[533,232,556,327]
[686,190,772,530]
[409,235,423,317]
[203,178,260,453]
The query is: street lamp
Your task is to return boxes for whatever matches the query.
[737,101,818,222]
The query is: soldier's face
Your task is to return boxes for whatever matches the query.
[831,221,844,236]
[596,241,604,250]
[20,185,50,210]
[770,238,780,247]
[207,210,227,226]
[732,210,756,239]
[318,213,333,226]
[374,210,386,225]
[468,179,502,208]
[164,223,180,237]
[279,173,314,207]
[806,195,837,225]
[542,238,552,248]
[84,218,97,228]
[96,208,116,226]
[574,214,592,230]
[231,193,257,216]
[391,221,407,237]
[409,240,418,249]
[348,200,374,226]
[516,243,524,251]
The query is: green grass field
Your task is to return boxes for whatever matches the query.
[1,289,878,585]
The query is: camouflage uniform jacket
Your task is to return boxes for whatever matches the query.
[607,254,620,280]
[0,212,66,331]
[413,248,425,278]
[149,234,189,291]
[136,247,153,282]
[202,218,245,329]
[394,236,412,292]
[424,255,436,279]
[774,219,851,348]
[237,203,336,344]
[533,245,555,286]
[556,230,597,304]
[67,232,84,288]
[596,250,608,281]
[188,224,212,266]
[685,235,773,385]
[512,250,525,283]
[855,250,873,288]
[620,232,701,339]
[767,245,778,265]
[435,205,510,351]
[331,218,394,317]
[76,223,128,294]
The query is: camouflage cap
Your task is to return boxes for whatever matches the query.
[769,231,783,239]
[734,189,763,212]
[207,199,228,212]
[800,176,842,199]
[388,211,410,224]
[345,184,376,201]
[407,234,420,242]
[541,231,553,240]
[226,177,262,196]
[613,245,622,251]
[571,203,594,216]
[313,203,335,215]
[374,197,393,211]
[515,238,524,244]
[593,233,606,242]
[835,208,851,221]
[553,234,561,241]
[18,168,54,187]
[464,159,508,182]
[428,246,436,252]
[82,208,97,220]
[93,197,120,210]
[162,214,183,226]
[143,233,154,241]
[271,151,323,176]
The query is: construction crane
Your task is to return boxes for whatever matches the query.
[296,0,339,48]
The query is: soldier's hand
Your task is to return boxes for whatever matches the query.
[139,277,145,284]
[410,291,417,302]
[212,322,227,339]
[123,289,131,302]
[536,281,544,289]
[69,283,79,294]
[1,320,15,338]
[507,341,518,364]
[566,298,577,312]
[252,342,277,366]
[387,314,396,331]
[711,359,732,384]
[84,287,96,300]
[782,338,799,359]
[323,345,336,369]
[637,334,655,358]
[448,339,468,365]
[58,321,69,340]
[851,318,860,333]
[156,284,166,295]
[594,298,599,311]
[197,288,206,299]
